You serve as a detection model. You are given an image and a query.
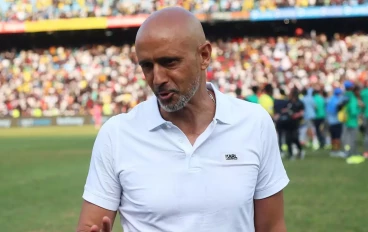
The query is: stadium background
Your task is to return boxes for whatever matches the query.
[1,1,368,231]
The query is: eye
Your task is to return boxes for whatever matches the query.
[140,62,153,70]
[161,58,179,68]
[166,59,177,66]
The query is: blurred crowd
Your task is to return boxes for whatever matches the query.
[1,0,368,22]
[249,79,368,164]
[1,31,368,119]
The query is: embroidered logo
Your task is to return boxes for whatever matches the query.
[225,154,238,160]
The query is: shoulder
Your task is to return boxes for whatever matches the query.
[226,96,273,124]
[230,95,269,113]
[101,99,150,133]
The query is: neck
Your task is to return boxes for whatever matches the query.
[159,82,216,135]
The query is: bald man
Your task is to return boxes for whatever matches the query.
[76,7,289,232]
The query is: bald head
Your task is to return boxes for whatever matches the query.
[135,7,206,48]
[134,7,212,113]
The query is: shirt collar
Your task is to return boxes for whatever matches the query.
[207,82,234,125]
[145,82,234,131]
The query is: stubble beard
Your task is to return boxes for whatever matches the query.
[158,75,201,113]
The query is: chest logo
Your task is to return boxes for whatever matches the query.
[225,154,238,160]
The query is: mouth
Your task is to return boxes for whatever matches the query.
[158,91,175,101]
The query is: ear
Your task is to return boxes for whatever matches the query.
[199,41,212,70]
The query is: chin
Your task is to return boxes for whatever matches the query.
[159,101,186,113]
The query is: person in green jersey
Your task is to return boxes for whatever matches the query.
[313,89,326,149]
[245,86,259,103]
[343,81,361,158]
[360,81,368,158]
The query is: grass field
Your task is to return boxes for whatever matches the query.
[1,126,367,232]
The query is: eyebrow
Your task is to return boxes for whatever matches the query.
[138,59,150,66]
[138,56,182,66]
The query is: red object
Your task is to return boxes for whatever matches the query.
[0,22,25,34]
[6,102,12,110]
[207,71,213,81]
[295,28,303,36]
[107,15,149,28]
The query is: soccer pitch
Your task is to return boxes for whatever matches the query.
[1,126,367,232]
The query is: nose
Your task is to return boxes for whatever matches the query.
[152,64,168,87]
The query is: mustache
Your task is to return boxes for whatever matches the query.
[153,85,180,95]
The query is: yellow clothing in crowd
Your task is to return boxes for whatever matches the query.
[259,94,274,116]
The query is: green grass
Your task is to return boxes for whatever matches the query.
[0,126,367,232]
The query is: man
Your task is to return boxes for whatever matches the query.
[322,90,332,149]
[259,84,274,116]
[76,7,289,232]
[282,88,305,160]
[245,85,259,103]
[300,88,318,149]
[273,89,289,155]
[313,89,326,149]
[360,80,368,158]
[343,81,360,158]
[326,88,345,158]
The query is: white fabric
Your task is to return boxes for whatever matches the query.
[83,82,289,232]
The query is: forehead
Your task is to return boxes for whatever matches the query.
[135,29,194,60]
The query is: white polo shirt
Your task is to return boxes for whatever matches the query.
[83,83,289,232]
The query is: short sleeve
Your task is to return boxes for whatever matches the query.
[254,111,290,199]
[82,117,122,211]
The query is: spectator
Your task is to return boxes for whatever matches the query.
[245,85,259,103]
[283,88,305,160]
[326,87,345,157]
[1,33,368,119]
[274,88,289,155]
[2,0,368,22]
[343,81,360,157]
[300,88,318,149]
[360,80,368,158]
[313,88,326,149]
[259,84,274,116]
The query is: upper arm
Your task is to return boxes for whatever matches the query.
[254,110,289,200]
[254,110,289,231]
[76,200,117,232]
[77,117,122,231]
[254,191,287,232]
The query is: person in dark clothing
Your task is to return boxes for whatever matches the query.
[274,89,289,155]
[282,89,305,160]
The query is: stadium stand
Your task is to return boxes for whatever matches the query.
[0,0,244,22]
[0,0,368,121]
[2,0,367,22]
[1,32,368,117]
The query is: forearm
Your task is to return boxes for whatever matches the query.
[76,224,94,232]
[254,191,287,232]
[255,221,287,232]
[76,201,117,232]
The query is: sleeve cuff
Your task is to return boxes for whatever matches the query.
[254,176,290,200]
[82,190,120,211]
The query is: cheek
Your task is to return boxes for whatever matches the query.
[170,70,194,88]
[174,62,200,83]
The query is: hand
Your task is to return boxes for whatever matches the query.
[90,216,112,232]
